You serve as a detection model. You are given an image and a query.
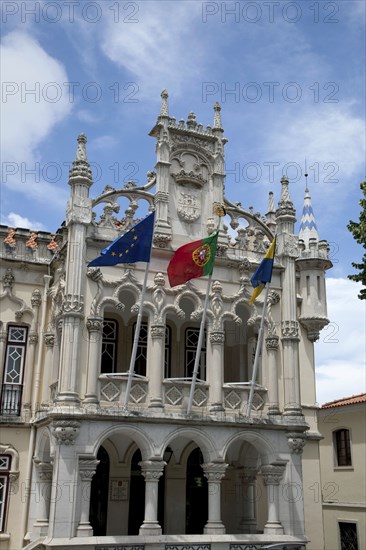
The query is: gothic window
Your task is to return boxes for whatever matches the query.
[0,326,28,415]
[339,522,359,550]
[334,429,352,467]
[101,319,118,374]
[0,455,11,532]
[185,328,206,380]
[132,322,148,377]
[164,326,171,378]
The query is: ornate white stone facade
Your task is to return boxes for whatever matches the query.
[0,92,332,550]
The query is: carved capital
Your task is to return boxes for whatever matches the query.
[209,331,225,345]
[153,232,172,248]
[239,467,258,483]
[44,333,55,348]
[287,432,307,454]
[266,335,279,351]
[202,462,228,482]
[62,294,84,315]
[281,320,299,340]
[139,460,166,481]
[52,420,80,445]
[35,460,53,481]
[299,316,329,342]
[86,317,103,333]
[150,325,165,339]
[29,332,39,345]
[261,464,286,486]
[79,459,99,481]
[155,191,169,203]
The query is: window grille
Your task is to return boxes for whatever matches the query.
[101,319,118,373]
[0,455,11,532]
[1,326,28,415]
[339,522,359,550]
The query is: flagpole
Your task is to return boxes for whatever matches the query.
[246,282,271,418]
[187,272,212,415]
[123,211,155,411]
[123,261,150,411]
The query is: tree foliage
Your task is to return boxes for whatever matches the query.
[347,182,366,299]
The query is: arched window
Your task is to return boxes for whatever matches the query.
[185,328,206,380]
[1,326,28,415]
[334,429,352,466]
[0,454,11,532]
[101,319,118,373]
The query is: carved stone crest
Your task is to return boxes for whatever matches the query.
[177,191,201,222]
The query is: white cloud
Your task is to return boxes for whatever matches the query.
[315,278,366,405]
[90,135,119,150]
[1,31,72,205]
[100,1,206,98]
[1,212,47,231]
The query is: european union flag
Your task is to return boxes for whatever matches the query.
[88,211,155,267]
[249,237,276,304]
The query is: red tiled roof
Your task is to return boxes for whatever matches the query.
[321,393,366,409]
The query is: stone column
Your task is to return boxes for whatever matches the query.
[33,461,53,536]
[84,317,103,403]
[139,460,166,535]
[23,331,38,411]
[208,331,225,411]
[202,462,228,534]
[148,324,165,409]
[282,321,301,415]
[76,459,99,537]
[266,335,280,415]
[239,467,257,533]
[0,324,7,385]
[261,462,286,534]
[48,420,80,538]
[41,333,55,407]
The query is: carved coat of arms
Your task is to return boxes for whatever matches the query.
[177,192,201,223]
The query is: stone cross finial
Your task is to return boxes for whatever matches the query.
[280,175,291,202]
[213,101,223,129]
[160,89,169,117]
[76,133,87,161]
[268,192,275,212]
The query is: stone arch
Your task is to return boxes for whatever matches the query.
[34,427,53,461]
[90,425,155,461]
[159,427,218,463]
[222,430,277,465]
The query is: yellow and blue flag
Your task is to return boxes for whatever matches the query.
[249,237,276,304]
[88,211,155,267]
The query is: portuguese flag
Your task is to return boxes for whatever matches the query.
[167,232,219,287]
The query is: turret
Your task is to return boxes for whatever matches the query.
[149,91,228,250]
[296,184,332,341]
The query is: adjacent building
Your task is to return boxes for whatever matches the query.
[318,394,366,550]
[0,92,334,550]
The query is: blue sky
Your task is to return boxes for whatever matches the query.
[1,0,365,403]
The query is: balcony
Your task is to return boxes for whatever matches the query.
[0,383,23,416]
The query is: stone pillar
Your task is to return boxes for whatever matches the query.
[41,333,55,407]
[148,324,165,409]
[84,317,103,403]
[139,460,166,535]
[0,325,7,386]
[261,462,287,534]
[239,468,257,533]
[282,321,301,415]
[48,420,80,538]
[202,462,228,534]
[76,459,99,537]
[208,331,225,411]
[24,331,38,411]
[33,461,53,536]
[266,335,280,415]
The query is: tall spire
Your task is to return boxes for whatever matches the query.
[213,101,223,130]
[68,133,92,187]
[159,89,169,117]
[299,184,319,243]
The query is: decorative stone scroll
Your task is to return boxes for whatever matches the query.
[52,420,80,445]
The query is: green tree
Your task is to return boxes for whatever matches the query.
[347,181,366,299]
